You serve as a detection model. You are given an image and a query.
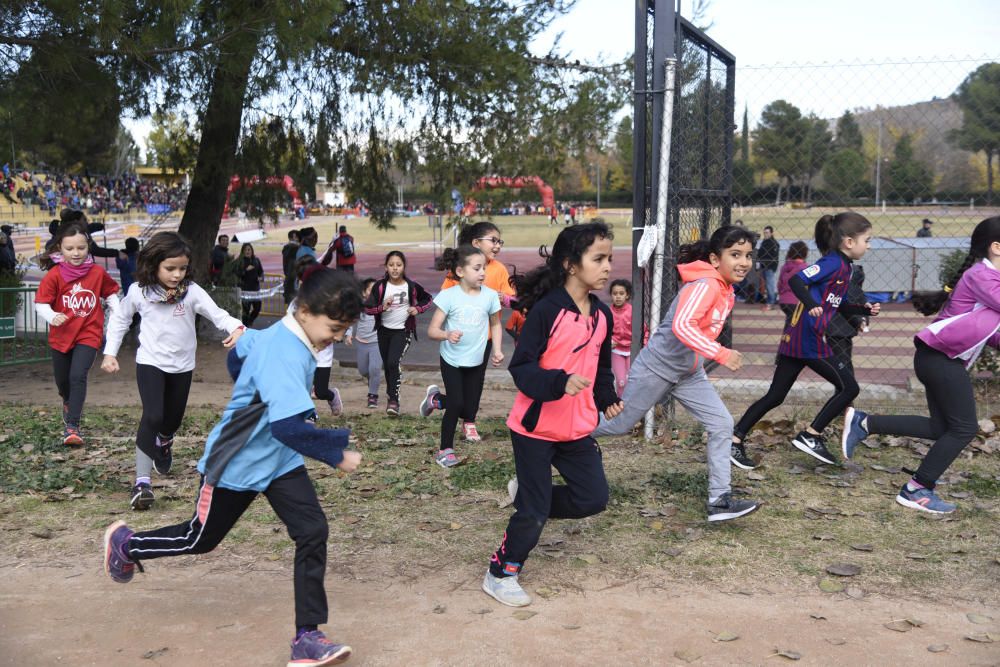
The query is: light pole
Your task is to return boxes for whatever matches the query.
[874,117,882,206]
[591,162,601,210]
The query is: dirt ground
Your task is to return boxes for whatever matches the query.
[2,345,1000,666]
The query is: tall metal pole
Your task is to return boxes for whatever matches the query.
[597,162,601,210]
[875,116,883,206]
[630,0,649,375]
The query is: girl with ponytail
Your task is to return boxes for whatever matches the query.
[842,216,1000,514]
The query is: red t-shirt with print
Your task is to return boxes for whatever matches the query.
[35,265,119,353]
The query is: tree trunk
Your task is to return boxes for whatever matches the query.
[774,181,782,206]
[177,20,262,283]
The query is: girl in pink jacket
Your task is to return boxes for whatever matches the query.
[609,279,633,394]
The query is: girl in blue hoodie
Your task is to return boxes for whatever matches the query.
[843,216,1000,514]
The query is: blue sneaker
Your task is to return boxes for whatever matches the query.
[103,520,138,583]
[288,630,352,666]
[327,388,343,417]
[841,407,868,459]
[895,484,956,515]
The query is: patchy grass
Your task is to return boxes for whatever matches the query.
[2,404,999,604]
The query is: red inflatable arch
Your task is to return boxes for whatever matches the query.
[224,174,303,217]
[465,176,555,215]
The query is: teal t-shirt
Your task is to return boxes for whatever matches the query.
[433,284,500,367]
[197,320,314,492]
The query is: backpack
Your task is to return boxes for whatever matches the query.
[339,235,355,258]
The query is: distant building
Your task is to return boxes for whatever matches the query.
[315,177,347,207]
[134,166,189,187]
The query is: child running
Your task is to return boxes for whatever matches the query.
[419,245,504,467]
[483,222,622,608]
[34,220,121,446]
[439,221,516,441]
[355,278,383,409]
[102,232,245,510]
[842,216,1000,514]
[102,268,363,666]
[608,278,634,394]
[591,225,760,522]
[364,251,432,416]
[295,255,344,417]
[731,212,879,468]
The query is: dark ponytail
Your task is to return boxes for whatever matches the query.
[436,244,485,281]
[296,264,363,323]
[457,221,500,246]
[912,216,1000,316]
[677,225,757,265]
[814,212,871,254]
[517,222,613,311]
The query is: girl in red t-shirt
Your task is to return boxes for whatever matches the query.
[34,220,120,446]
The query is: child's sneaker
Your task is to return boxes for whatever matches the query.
[288,630,352,666]
[386,399,399,417]
[482,571,531,607]
[153,433,173,475]
[791,430,837,465]
[327,388,343,417]
[419,384,440,417]
[707,493,760,522]
[841,407,868,459]
[896,483,956,514]
[366,393,378,409]
[103,520,139,583]
[62,426,84,446]
[435,448,460,468]
[729,442,756,470]
[130,482,154,511]
[463,422,482,442]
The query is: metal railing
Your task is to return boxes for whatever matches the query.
[0,285,51,366]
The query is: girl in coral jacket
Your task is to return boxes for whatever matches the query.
[482,222,623,609]
[34,220,120,446]
[843,216,1000,515]
[591,225,761,523]
[608,278,634,394]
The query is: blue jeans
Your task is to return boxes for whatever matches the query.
[762,268,778,305]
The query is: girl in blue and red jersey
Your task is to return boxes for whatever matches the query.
[731,212,879,467]
[842,217,1000,514]
[481,222,623,609]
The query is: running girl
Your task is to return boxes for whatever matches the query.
[355,278,383,409]
[236,242,264,327]
[365,251,432,416]
[608,278,634,394]
[102,232,245,510]
[482,222,622,608]
[34,220,120,446]
[842,216,1000,514]
[420,245,504,467]
[591,225,760,522]
[732,212,879,467]
[439,221,516,441]
[102,268,363,666]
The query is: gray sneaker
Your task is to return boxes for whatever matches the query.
[482,571,531,607]
[707,493,760,522]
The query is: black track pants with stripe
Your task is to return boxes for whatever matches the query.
[126,466,329,626]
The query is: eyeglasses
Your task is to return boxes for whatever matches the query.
[477,237,504,246]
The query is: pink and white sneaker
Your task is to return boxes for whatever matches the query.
[462,422,482,442]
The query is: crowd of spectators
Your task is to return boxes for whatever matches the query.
[3,167,189,215]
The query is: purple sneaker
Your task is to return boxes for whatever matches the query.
[153,433,174,475]
[327,388,343,417]
[103,520,139,583]
[288,630,352,666]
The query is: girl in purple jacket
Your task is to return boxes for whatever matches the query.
[842,216,1000,514]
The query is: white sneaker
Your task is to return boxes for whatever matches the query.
[419,384,440,417]
[482,571,531,607]
[507,477,518,504]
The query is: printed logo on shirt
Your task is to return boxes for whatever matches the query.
[825,293,843,307]
[709,308,726,334]
[61,282,97,318]
[173,302,186,317]
[802,264,821,278]
[835,279,845,285]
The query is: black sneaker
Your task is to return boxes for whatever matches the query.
[153,433,173,475]
[791,430,837,465]
[730,442,756,470]
[707,493,760,522]
[130,482,154,511]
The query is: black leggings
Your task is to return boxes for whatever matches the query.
[437,358,486,451]
[313,366,334,401]
[463,340,491,424]
[127,466,328,627]
[867,341,977,488]
[241,300,261,327]
[377,326,411,401]
[51,344,98,426]
[827,335,855,374]
[734,353,859,440]
[136,364,193,460]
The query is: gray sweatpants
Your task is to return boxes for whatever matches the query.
[355,340,382,396]
[592,357,733,500]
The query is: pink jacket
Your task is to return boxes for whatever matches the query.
[778,259,806,306]
[611,302,632,353]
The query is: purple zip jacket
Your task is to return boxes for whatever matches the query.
[916,259,1000,368]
